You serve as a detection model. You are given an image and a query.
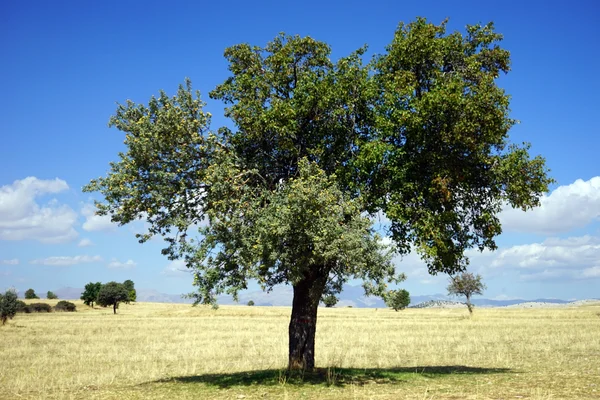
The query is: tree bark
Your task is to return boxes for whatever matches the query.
[113,303,117,314]
[466,294,473,315]
[288,270,328,371]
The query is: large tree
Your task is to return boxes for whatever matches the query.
[84,18,552,370]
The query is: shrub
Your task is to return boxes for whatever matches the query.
[384,289,410,311]
[322,294,338,308]
[16,300,28,313]
[47,291,58,299]
[247,300,255,306]
[1,289,19,325]
[54,301,76,312]
[28,303,53,313]
[24,288,39,299]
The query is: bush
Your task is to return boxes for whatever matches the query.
[24,288,39,299]
[384,289,410,311]
[247,300,255,306]
[1,289,19,325]
[54,301,76,312]
[47,291,58,299]
[27,303,53,313]
[16,300,28,313]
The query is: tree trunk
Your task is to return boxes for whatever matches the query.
[113,303,117,314]
[288,271,328,371]
[466,294,473,315]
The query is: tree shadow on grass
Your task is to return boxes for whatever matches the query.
[151,365,512,389]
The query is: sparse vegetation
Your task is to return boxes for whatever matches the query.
[1,301,599,399]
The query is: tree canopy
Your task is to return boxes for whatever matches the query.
[96,282,130,314]
[385,289,411,311]
[84,18,552,370]
[447,272,486,314]
[81,282,102,307]
[24,289,39,300]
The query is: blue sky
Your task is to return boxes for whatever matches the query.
[1,0,599,301]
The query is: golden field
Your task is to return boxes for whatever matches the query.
[1,300,599,399]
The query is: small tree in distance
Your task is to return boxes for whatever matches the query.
[81,282,102,307]
[247,300,255,306]
[47,291,58,299]
[1,289,19,325]
[322,294,338,308]
[96,282,130,314]
[25,289,39,299]
[447,272,486,315]
[123,280,136,302]
[385,289,410,311]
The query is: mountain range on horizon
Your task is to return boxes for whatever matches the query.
[40,285,587,308]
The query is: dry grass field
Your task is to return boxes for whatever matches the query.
[1,299,599,399]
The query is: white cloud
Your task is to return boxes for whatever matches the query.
[390,235,600,283]
[0,259,19,265]
[81,204,116,232]
[500,176,600,234]
[0,177,78,243]
[107,259,136,269]
[77,238,93,247]
[30,255,103,266]
[161,259,191,277]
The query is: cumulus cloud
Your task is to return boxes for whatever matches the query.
[107,259,136,269]
[1,259,19,265]
[81,204,116,232]
[500,176,600,234]
[77,238,93,247]
[30,255,103,266]
[390,235,600,283]
[0,177,78,243]
[161,260,191,277]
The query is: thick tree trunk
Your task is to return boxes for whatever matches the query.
[113,303,117,314]
[288,271,328,371]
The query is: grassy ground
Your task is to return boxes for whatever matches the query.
[1,300,599,399]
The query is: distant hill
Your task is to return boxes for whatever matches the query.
[50,285,582,308]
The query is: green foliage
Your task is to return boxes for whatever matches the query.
[247,300,255,306]
[16,300,27,313]
[322,294,338,308]
[47,291,58,300]
[80,282,102,307]
[27,303,53,313]
[447,272,486,314]
[97,282,130,314]
[384,289,411,311]
[24,289,39,299]
[123,280,136,302]
[54,301,76,312]
[84,18,552,369]
[1,289,19,325]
